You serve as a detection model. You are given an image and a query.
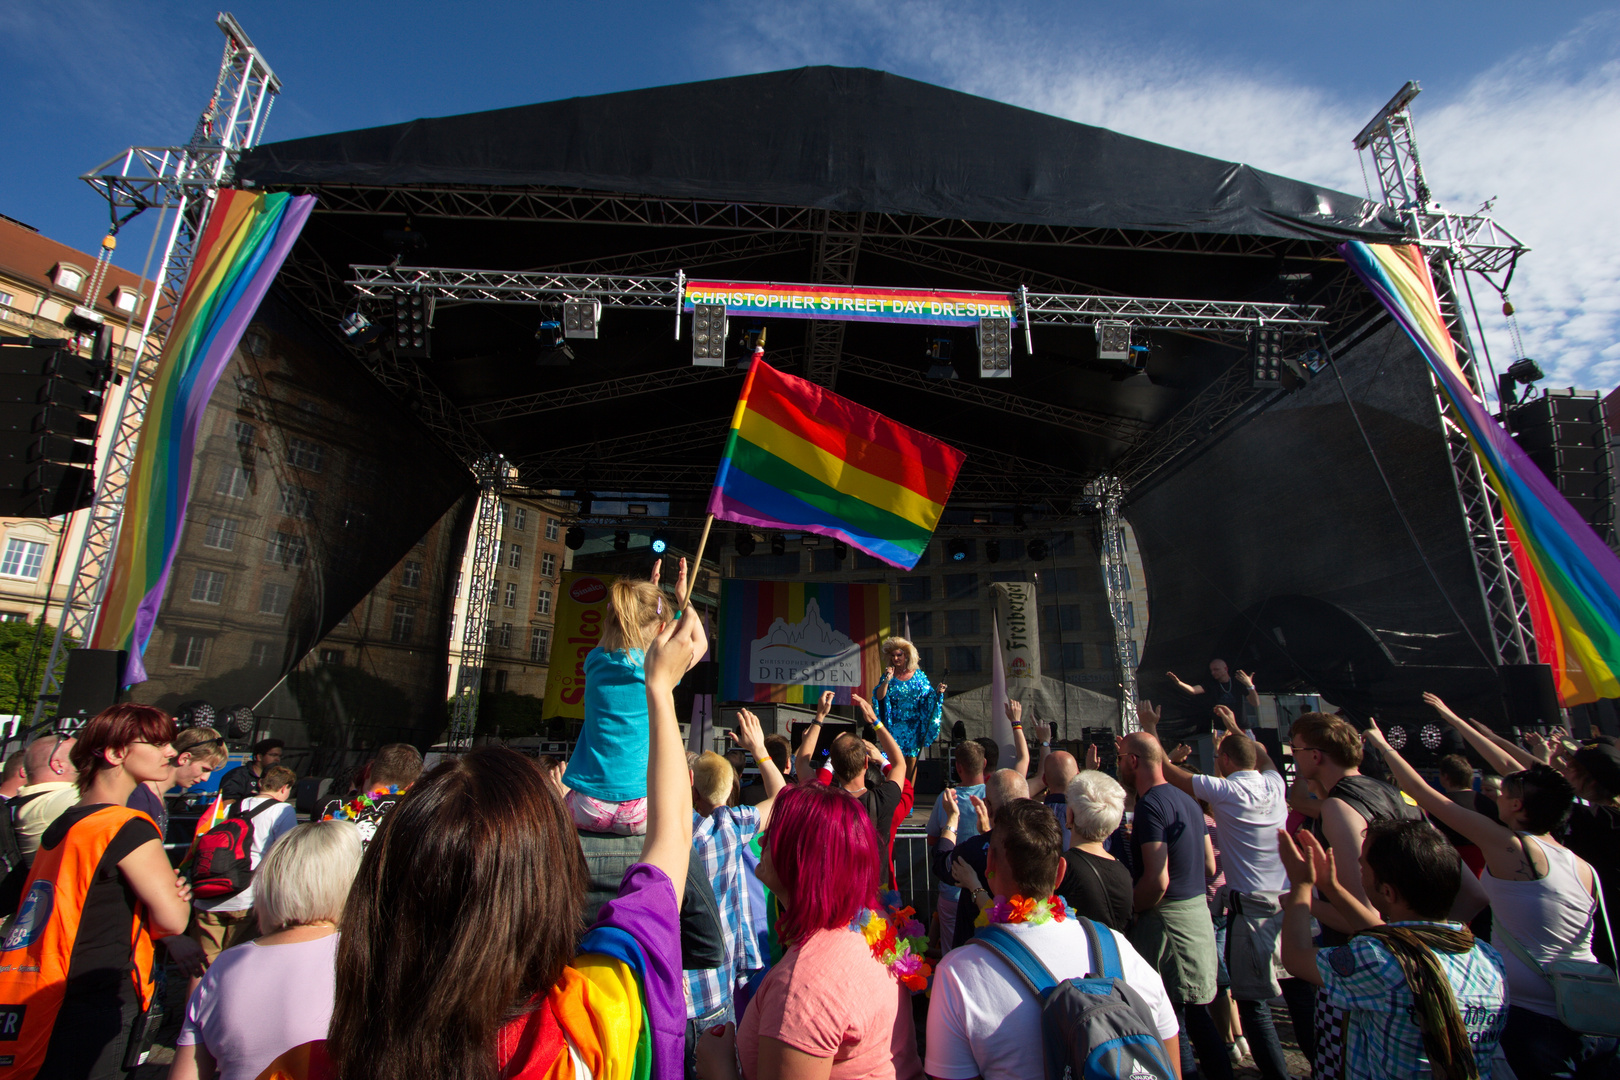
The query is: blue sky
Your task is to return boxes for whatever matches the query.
[4,0,1617,391]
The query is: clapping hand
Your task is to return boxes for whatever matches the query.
[1276,828,1319,889]
[968,794,992,834]
[1084,743,1101,770]
[941,787,960,829]
[1213,704,1241,735]
[851,692,879,725]
[1170,743,1192,764]
[951,856,985,896]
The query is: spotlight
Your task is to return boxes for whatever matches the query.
[177,700,217,729]
[833,539,848,560]
[565,526,585,550]
[563,300,601,339]
[536,308,574,366]
[1096,321,1131,361]
[739,326,767,369]
[947,538,970,562]
[393,290,431,359]
[650,531,669,555]
[801,534,821,548]
[1499,357,1545,407]
[771,533,786,557]
[1026,537,1048,561]
[339,311,377,343]
[627,503,649,516]
[1420,723,1443,751]
[978,316,1012,378]
[1386,725,1408,750]
[223,705,256,740]
[692,304,728,367]
[1249,328,1285,389]
[614,530,629,552]
[735,531,757,556]
[986,539,1001,563]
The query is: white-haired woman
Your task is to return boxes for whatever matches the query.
[872,636,945,765]
[171,821,362,1080]
[1054,769,1134,930]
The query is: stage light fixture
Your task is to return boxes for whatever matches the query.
[1026,537,1048,561]
[1498,357,1546,407]
[613,530,629,552]
[947,538,970,562]
[801,534,821,548]
[565,526,585,550]
[735,531,757,556]
[339,311,377,343]
[563,300,601,339]
[650,531,669,555]
[536,308,574,366]
[1096,321,1131,361]
[978,316,1012,378]
[224,705,256,740]
[833,539,848,560]
[1249,328,1285,389]
[924,336,957,380]
[627,503,649,516]
[770,533,786,557]
[1420,723,1444,751]
[393,290,431,359]
[1386,724,1408,750]
[986,539,1001,563]
[692,304,728,367]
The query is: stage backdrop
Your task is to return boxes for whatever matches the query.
[542,571,619,721]
[719,580,890,704]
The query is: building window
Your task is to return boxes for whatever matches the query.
[53,264,85,293]
[0,612,25,623]
[190,570,226,604]
[904,611,932,637]
[0,539,47,580]
[231,420,255,448]
[287,437,326,472]
[1122,601,1136,629]
[545,517,560,541]
[401,561,422,588]
[392,602,416,642]
[259,582,291,616]
[1113,563,1133,590]
[236,375,259,403]
[946,609,979,637]
[917,646,934,670]
[1128,639,1140,667]
[541,552,556,578]
[250,641,275,668]
[0,291,13,308]
[530,627,550,662]
[1045,642,1088,671]
[454,572,462,599]
[515,507,527,531]
[216,465,252,499]
[493,540,503,565]
[508,544,522,569]
[278,484,316,519]
[1047,567,1081,594]
[1044,604,1082,633]
[499,623,513,649]
[536,589,551,615]
[265,532,307,568]
[943,573,978,600]
[504,582,518,608]
[318,648,344,666]
[112,287,140,314]
[494,669,509,693]
[203,516,238,550]
[447,613,458,640]
[945,645,981,673]
[171,634,206,669]
[898,577,930,603]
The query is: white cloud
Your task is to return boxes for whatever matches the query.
[711,1,1620,391]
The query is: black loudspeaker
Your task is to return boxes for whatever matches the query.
[0,338,108,518]
[1501,663,1561,731]
[913,758,947,795]
[56,648,125,726]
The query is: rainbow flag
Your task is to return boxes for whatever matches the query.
[708,360,965,569]
[93,190,315,683]
[1341,241,1620,704]
[717,580,890,704]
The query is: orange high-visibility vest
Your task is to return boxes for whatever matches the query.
[0,806,157,1078]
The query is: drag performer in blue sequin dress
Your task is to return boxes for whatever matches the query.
[873,636,945,762]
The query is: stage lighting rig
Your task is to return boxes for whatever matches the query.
[1498,357,1545,408]
[563,300,601,339]
[536,306,574,366]
[613,530,629,552]
[735,531,757,556]
[924,337,957,381]
[650,531,669,555]
[1249,327,1285,389]
[1026,537,1048,561]
[692,304,727,367]
[986,539,1001,563]
[565,526,585,551]
[339,311,378,343]
[833,540,848,560]
[978,316,1012,378]
[947,538,971,562]
[770,533,786,557]
[1096,322,1131,361]
[393,291,431,359]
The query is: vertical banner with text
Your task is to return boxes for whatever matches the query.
[543,571,619,720]
[718,580,890,704]
[992,581,1042,688]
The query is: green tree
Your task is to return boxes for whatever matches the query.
[0,618,75,722]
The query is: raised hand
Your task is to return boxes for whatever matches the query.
[1234,669,1255,689]
[1214,704,1240,735]
[649,557,662,586]
[815,689,835,720]
[1361,716,1391,752]
[1085,743,1101,770]
[1422,691,1465,726]
[1170,743,1192,764]
[1524,730,1552,763]
[1276,828,1317,889]
[1136,698,1162,732]
[646,604,705,691]
[673,557,690,607]
[726,708,768,759]
[850,692,878,725]
[969,793,992,835]
[941,787,960,827]
[1005,699,1023,725]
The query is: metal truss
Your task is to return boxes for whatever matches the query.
[468,364,746,424]
[804,211,866,387]
[1083,478,1138,730]
[33,16,281,728]
[1113,353,1280,491]
[449,457,504,746]
[860,235,1115,296]
[349,266,681,309]
[1026,294,1324,334]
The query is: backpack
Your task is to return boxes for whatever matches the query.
[189,799,276,899]
[972,920,1175,1080]
[0,791,45,916]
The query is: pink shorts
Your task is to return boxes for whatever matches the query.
[565,789,648,835]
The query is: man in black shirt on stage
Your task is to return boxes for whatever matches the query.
[1166,658,1258,733]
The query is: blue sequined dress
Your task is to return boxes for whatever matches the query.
[875,670,944,755]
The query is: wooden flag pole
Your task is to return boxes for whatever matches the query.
[681,513,715,610]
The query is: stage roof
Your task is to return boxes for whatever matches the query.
[240,66,1402,244]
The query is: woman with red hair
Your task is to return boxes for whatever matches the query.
[0,704,193,1079]
[699,783,927,1080]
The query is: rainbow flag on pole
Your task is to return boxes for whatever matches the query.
[93,190,315,684]
[708,360,965,570]
[1341,241,1620,704]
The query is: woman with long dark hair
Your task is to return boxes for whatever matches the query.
[258,603,705,1080]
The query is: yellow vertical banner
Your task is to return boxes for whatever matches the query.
[543,571,619,720]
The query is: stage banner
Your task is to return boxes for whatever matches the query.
[542,572,618,720]
[685,280,1016,327]
[992,581,1042,688]
[718,580,890,704]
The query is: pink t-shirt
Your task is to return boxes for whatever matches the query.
[177,933,340,1080]
[738,924,922,1080]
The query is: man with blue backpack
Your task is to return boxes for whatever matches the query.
[926,799,1180,1080]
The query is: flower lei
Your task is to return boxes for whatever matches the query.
[850,890,933,992]
[332,785,403,821]
[974,893,1069,928]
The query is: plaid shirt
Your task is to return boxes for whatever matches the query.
[684,804,764,1018]
[1318,921,1508,1080]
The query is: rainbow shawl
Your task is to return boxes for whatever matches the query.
[1341,241,1620,703]
[708,359,965,570]
[92,190,314,685]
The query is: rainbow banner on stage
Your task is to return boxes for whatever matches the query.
[94,189,315,685]
[685,280,1015,326]
[1342,241,1620,704]
[718,580,889,704]
[708,359,965,570]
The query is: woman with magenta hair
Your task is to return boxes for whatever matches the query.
[696,783,927,1080]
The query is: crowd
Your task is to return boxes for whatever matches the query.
[0,562,1615,1080]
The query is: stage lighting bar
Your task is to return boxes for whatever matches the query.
[735,531,757,557]
[394,291,431,358]
[1250,328,1286,389]
[978,316,1012,378]
[692,304,727,366]
[1096,321,1131,361]
[563,300,601,339]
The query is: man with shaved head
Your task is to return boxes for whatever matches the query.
[13,734,81,862]
[1029,734,1080,848]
